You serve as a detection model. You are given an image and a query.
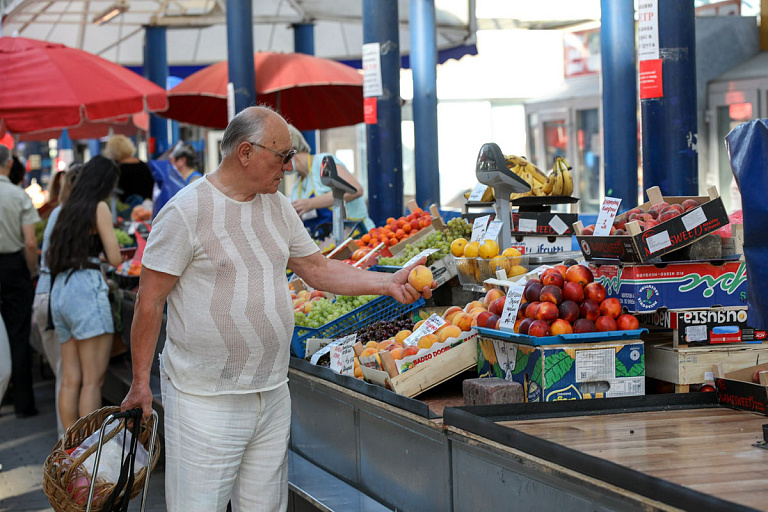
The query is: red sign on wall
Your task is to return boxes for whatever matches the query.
[639,59,663,100]
[363,97,377,125]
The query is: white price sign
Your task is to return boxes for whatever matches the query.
[470,215,491,242]
[594,197,622,236]
[499,285,525,332]
[682,207,707,232]
[518,218,537,233]
[549,215,569,235]
[403,248,438,268]
[468,183,488,202]
[484,219,504,242]
[403,314,446,346]
[329,334,357,376]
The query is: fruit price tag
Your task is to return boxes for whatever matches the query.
[484,219,504,241]
[594,197,622,236]
[468,183,488,202]
[518,218,537,233]
[403,248,438,268]
[549,215,569,235]
[646,230,672,253]
[682,207,707,232]
[309,343,332,366]
[499,285,525,332]
[403,314,445,346]
[470,215,491,242]
[329,334,357,376]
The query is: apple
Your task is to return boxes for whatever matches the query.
[599,298,622,319]
[563,281,584,303]
[616,313,640,331]
[579,299,601,322]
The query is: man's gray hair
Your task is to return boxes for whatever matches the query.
[287,124,311,154]
[0,145,11,167]
[220,106,280,157]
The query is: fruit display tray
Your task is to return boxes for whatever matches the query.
[474,326,648,346]
[291,296,425,358]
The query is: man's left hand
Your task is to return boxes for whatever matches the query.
[388,257,437,304]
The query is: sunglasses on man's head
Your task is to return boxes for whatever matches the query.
[250,142,297,165]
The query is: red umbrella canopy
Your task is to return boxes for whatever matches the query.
[0,37,167,135]
[164,52,363,131]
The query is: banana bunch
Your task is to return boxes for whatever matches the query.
[504,155,549,199]
[543,156,574,197]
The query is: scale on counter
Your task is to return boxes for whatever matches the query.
[475,142,531,250]
[320,156,357,246]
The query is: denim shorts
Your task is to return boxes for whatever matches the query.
[51,269,114,344]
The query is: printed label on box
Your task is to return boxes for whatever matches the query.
[518,218,538,233]
[471,215,491,242]
[549,215,569,235]
[468,183,488,202]
[646,230,671,253]
[575,348,615,382]
[682,208,707,232]
[685,325,708,343]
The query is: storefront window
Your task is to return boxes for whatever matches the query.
[543,118,567,168]
[717,104,751,212]
[576,108,600,213]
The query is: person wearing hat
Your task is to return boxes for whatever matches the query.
[287,126,374,236]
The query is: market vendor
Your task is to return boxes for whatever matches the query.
[287,125,374,236]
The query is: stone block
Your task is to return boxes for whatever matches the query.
[463,377,524,406]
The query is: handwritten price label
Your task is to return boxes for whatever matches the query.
[329,334,357,376]
[471,215,491,242]
[484,219,504,242]
[499,285,525,332]
[403,314,446,346]
[403,248,438,268]
[594,197,622,236]
[468,183,489,202]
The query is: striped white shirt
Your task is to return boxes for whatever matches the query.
[143,177,318,395]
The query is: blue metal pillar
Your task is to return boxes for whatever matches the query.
[410,0,440,209]
[226,0,256,115]
[363,0,403,225]
[640,0,698,196]
[88,139,101,157]
[145,26,169,158]
[601,0,638,210]
[58,129,72,151]
[293,23,317,154]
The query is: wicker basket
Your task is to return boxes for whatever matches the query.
[42,406,160,512]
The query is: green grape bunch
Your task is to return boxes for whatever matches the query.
[294,295,378,329]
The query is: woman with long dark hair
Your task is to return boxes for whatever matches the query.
[47,155,121,430]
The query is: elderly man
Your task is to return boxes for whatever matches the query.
[122,106,434,511]
[0,144,40,417]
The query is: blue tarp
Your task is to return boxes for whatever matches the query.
[725,119,768,329]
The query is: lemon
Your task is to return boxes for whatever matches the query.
[501,247,522,265]
[478,239,500,259]
[450,237,469,257]
[509,265,528,276]
[463,241,481,258]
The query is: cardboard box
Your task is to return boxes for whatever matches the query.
[591,260,747,313]
[574,186,730,263]
[638,306,766,347]
[511,212,579,236]
[715,362,768,415]
[509,235,573,255]
[477,337,645,402]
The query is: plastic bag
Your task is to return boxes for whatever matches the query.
[70,423,149,484]
[715,210,743,238]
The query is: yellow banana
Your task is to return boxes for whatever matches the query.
[552,169,564,195]
[542,171,555,195]
[562,167,574,196]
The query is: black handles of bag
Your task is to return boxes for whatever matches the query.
[100,408,143,512]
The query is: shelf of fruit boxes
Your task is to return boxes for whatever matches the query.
[291,296,426,359]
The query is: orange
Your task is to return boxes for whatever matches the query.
[361,234,371,244]
[478,240,500,259]
[463,241,480,258]
[450,238,468,257]
[386,217,396,225]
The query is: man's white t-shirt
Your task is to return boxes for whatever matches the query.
[142,177,319,396]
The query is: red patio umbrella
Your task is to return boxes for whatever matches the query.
[0,37,167,136]
[163,52,363,131]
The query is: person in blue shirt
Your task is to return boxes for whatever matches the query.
[287,125,374,237]
[151,143,203,217]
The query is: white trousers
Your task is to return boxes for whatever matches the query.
[31,294,63,436]
[0,313,10,405]
[160,364,291,512]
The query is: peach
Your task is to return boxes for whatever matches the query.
[442,306,463,323]
[476,311,494,329]
[487,314,500,330]
[563,281,584,303]
[535,302,559,323]
[646,208,660,220]
[469,307,487,318]
[682,199,699,212]
[464,300,485,313]
[550,318,573,335]
[527,319,551,338]
[644,219,659,230]
[539,285,563,305]
[297,290,310,299]
[554,264,569,278]
[626,207,644,217]
[378,340,396,351]
[654,202,669,212]
[293,298,307,309]
[517,301,529,319]
[573,318,596,333]
[365,341,379,349]
[414,319,426,330]
[663,204,684,214]
[524,278,542,292]
[452,312,474,332]
[309,290,325,299]
[579,299,601,322]
[394,330,412,345]
[417,334,439,349]
[558,300,580,324]
[525,301,541,320]
[408,265,434,291]
[513,318,524,333]
[541,272,565,289]
[517,317,533,335]
[595,315,618,332]
[581,225,595,235]
[616,314,640,331]
[360,347,378,358]
[483,288,505,308]
[489,297,506,316]
[753,369,768,384]
[599,298,622,319]
[565,264,594,286]
[524,283,543,303]
[583,282,607,303]
[390,347,404,360]
[658,210,680,223]
[401,345,419,358]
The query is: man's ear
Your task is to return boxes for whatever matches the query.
[236,141,253,166]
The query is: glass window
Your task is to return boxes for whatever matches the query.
[717,104,751,212]
[576,108,601,213]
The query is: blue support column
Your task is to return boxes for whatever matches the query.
[293,23,317,154]
[88,139,101,157]
[145,26,169,158]
[226,0,256,116]
[58,129,72,151]
[641,0,698,196]
[363,0,403,225]
[601,0,638,210]
[410,0,440,209]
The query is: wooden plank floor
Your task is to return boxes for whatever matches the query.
[499,408,768,510]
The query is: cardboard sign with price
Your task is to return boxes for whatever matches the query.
[403,314,446,346]
[499,285,525,333]
[594,197,622,236]
[470,215,491,243]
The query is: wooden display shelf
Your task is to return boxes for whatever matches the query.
[646,340,768,393]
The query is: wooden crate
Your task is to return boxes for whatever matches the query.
[646,341,768,393]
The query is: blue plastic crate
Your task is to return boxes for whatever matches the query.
[291,296,425,358]
[474,326,648,346]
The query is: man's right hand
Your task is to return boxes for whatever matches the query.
[121,382,154,421]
